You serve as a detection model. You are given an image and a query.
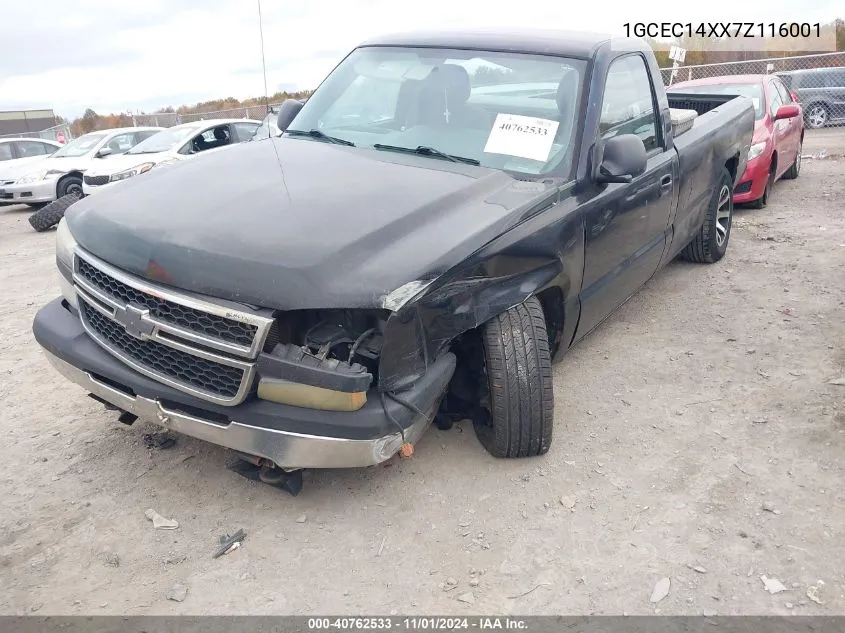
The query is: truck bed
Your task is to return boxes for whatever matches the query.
[666,93,738,116]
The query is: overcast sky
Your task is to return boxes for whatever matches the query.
[0,0,840,119]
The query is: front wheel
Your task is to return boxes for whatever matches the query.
[473,296,554,458]
[782,141,802,180]
[57,175,83,199]
[680,167,734,264]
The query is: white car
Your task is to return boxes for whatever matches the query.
[0,127,162,205]
[0,138,61,175]
[82,119,260,195]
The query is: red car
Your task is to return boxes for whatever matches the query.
[669,74,803,208]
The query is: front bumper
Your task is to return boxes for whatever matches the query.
[733,154,770,204]
[0,178,58,204]
[82,180,116,195]
[33,297,456,469]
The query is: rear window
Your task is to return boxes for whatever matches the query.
[669,83,764,119]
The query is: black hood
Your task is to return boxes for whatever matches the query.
[66,137,557,310]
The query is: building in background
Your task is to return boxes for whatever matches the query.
[0,109,71,143]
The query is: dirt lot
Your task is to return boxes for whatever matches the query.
[1,135,844,616]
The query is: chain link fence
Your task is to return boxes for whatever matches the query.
[0,122,74,143]
[132,104,279,128]
[662,51,845,128]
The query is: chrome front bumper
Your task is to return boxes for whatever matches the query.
[44,350,435,470]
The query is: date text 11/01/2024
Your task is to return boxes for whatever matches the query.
[307,617,528,630]
[623,22,821,39]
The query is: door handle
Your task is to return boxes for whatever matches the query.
[660,175,673,191]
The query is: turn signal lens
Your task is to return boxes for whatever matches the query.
[257,378,367,412]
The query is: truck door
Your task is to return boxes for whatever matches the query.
[574,53,677,340]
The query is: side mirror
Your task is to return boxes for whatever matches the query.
[594,134,647,184]
[276,99,304,133]
[774,104,800,121]
[95,147,112,158]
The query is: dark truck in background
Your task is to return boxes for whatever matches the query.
[32,30,754,492]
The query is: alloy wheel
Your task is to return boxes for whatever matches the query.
[807,106,827,129]
[715,185,732,247]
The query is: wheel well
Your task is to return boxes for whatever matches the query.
[769,152,777,175]
[56,171,83,197]
[536,286,564,358]
[724,154,738,182]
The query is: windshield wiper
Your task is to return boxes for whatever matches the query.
[285,129,354,146]
[372,144,480,165]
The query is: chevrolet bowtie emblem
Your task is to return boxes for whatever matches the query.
[113,304,154,340]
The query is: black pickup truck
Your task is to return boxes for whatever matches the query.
[33,30,754,490]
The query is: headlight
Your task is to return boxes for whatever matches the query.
[55,218,79,309]
[109,162,155,182]
[747,141,767,161]
[153,158,178,169]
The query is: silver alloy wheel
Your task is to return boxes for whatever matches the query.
[807,105,827,128]
[715,185,731,247]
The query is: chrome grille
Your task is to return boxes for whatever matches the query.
[81,299,245,399]
[77,258,257,347]
[83,174,110,186]
[72,249,273,405]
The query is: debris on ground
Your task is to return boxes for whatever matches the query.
[650,577,671,603]
[457,592,475,604]
[761,575,788,594]
[559,495,577,510]
[295,514,307,524]
[827,376,845,386]
[144,508,179,530]
[762,502,782,515]
[686,564,707,574]
[469,578,479,587]
[166,583,188,602]
[99,551,120,567]
[142,431,176,450]
[806,581,825,605]
[212,528,246,559]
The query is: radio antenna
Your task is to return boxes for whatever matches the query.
[257,0,270,114]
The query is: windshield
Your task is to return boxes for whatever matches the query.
[127,125,202,154]
[288,47,586,176]
[670,83,765,119]
[51,133,107,158]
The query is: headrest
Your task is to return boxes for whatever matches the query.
[426,64,472,104]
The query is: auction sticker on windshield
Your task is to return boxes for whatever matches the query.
[484,114,559,163]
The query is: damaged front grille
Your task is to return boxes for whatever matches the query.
[72,249,273,405]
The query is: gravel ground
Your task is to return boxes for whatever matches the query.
[1,140,843,616]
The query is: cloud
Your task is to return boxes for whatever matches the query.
[0,0,840,118]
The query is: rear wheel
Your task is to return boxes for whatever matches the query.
[680,167,733,264]
[473,296,554,458]
[805,104,828,129]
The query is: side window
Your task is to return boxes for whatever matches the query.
[103,133,139,154]
[0,144,12,161]
[133,130,159,144]
[40,142,59,155]
[233,122,260,141]
[14,141,53,157]
[190,125,232,153]
[772,80,791,104]
[768,84,783,118]
[600,55,658,152]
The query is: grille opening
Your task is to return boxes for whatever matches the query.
[90,371,136,397]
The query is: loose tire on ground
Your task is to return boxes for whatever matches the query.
[28,193,81,232]
[680,166,734,264]
[473,296,554,458]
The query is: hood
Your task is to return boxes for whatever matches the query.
[0,156,51,181]
[66,138,557,310]
[85,151,174,176]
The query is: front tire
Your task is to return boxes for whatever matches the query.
[680,167,733,264]
[782,141,802,180]
[57,175,83,199]
[473,296,554,458]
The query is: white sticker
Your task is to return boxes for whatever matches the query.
[483,114,559,163]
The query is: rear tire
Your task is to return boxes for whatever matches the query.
[680,167,733,264]
[473,296,554,458]
[28,193,81,232]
